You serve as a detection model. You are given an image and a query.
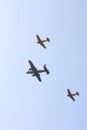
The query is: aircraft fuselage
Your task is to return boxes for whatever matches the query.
[26,69,45,74]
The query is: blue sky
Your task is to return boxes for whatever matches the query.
[0,0,87,130]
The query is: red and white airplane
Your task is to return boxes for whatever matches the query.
[36,34,50,48]
[67,89,79,101]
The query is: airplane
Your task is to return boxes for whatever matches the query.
[26,60,50,81]
[36,34,50,48]
[67,89,79,101]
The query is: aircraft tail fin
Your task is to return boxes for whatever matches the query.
[43,64,50,74]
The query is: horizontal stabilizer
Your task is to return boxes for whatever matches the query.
[76,92,79,96]
[46,38,50,42]
[43,64,50,74]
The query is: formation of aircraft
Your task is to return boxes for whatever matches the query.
[36,34,50,48]
[26,34,80,101]
[67,89,79,101]
[26,60,50,81]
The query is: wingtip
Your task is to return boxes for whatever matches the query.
[28,60,31,63]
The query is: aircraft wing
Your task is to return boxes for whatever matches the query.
[67,89,71,95]
[36,34,41,42]
[40,43,46,48]
[67,89,75,101]
[28,60,37,71]
[36,34,46,48]
[35,73,42,81]
[69,95,75,101]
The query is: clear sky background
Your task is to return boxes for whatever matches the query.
[0,0,87,130]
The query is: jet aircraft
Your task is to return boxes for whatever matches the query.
[26,60,50,81]
[67,89,79,101]
[36,34,50,48]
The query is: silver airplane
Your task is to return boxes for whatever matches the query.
[26,60,50,81]
[36,34,50,48]
[67,89,79,101]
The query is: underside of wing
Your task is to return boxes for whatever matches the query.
[67,89,75,101]
[28,60,37,71]
[36,73,42,81]
[67,89,71,95]
[36,34,41,42]
[70,95,75,101]
[40,43,46,48]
